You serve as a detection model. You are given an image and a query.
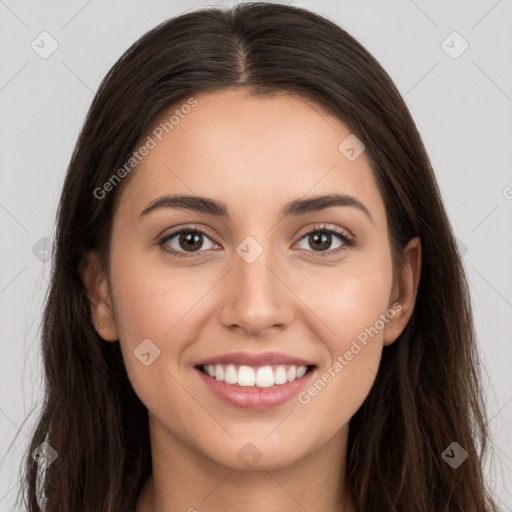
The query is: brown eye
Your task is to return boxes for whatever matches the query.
[306,231,335,251]
[159,228,217,257]
[297,228,350,253]
[177,231,204,252]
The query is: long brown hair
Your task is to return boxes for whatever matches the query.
[14,2,499,511]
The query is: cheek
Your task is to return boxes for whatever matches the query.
[299,249,394,349]
[108,243,223,398]
[109,242,208,342]
[108,251,199,418]
[293,249,393,417]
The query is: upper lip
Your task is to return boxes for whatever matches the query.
[195,351,316,368]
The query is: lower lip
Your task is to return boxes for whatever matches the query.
[195,367,316,410]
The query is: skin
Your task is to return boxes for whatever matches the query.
[81,88,421,512]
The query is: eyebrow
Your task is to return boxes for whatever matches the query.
[139,193,373,223]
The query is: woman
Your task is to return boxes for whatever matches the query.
[17,2,498,511]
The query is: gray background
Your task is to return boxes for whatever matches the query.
[1,0,511,509]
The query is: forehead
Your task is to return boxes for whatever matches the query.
[116,89,385,225]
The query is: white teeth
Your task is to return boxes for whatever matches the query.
[202,363,310,387]
[274,365,288,385]
[238,365,255,386]
[256,366,274,387]
[286,365,296,382]
[224,364,237,384]
[215,364,224,382]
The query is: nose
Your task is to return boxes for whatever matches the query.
[218,239,295,337]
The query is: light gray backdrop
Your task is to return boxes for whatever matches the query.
[1,0,511,510]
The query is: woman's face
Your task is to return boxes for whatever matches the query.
[84,88,420,471]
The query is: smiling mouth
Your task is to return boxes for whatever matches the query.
[195,363,316,388]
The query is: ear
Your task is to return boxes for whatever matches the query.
[79,251,119,342]
[383,236,422,346]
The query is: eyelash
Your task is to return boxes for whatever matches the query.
[158,224,355,259]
